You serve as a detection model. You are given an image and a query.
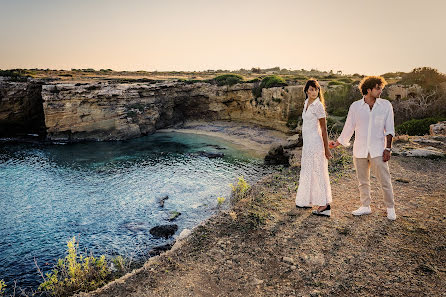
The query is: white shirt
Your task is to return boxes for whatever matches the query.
[337,97,395,158]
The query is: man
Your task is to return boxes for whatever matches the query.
[329,76,396,220]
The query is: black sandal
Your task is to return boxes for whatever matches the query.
[312,204,331,217]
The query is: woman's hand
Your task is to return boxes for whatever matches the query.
[329,140,340,149]
[325,149,333,160]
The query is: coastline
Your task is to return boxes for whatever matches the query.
[79,153,446,297]
[75,135,446,296]
[158,120,290,158]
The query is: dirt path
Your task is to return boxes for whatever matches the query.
[80,155,446,297]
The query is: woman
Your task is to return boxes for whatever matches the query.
[295,79,333,216]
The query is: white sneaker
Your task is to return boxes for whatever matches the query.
[352,206,372,216]
[387,208,396,220]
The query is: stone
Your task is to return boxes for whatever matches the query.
[430,121,446,136]
[283,133,303,149]
[300,253,325,266]
[282,256,295,265]
[250,277,264,285]
[158,195,169,207]
[148,242,174,256]
[197,151,224,158]
[149,224,178,238]
[264,145,290,165]
[177,228,192,241]
[404,147,444,158]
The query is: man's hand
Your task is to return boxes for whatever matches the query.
[329,140,340,149]
[382,149,391,162]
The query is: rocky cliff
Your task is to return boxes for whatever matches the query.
[0,78,46,137]
[1,77,306,141]
[38,81,304,141]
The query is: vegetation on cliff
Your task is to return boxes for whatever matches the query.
[211,74,244,86]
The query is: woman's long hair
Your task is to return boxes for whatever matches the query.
[304,79,325,106]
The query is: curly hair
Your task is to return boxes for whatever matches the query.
[358,76,387,95]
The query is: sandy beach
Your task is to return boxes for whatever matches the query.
[158,120,291,158]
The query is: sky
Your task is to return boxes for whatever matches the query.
[1,0,445,75]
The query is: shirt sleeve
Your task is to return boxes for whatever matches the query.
[337,103,355,147]
[384,101,395,137]
[312,101,326,119]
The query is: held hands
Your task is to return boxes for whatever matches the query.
[328,140,340,149]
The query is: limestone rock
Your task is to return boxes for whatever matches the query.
[403,147,444,158]
[148,242,174,256]
[282,256,295,265]
[264,145,290,165]
[2,79,307,141]
[430,121,446,136]
[283,133,303,149]
[149,224,178,238]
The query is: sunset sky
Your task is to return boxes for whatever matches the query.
[1,0,445,75]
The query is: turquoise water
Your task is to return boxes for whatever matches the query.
[0,132,271,292]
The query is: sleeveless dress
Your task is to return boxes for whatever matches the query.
[295,98,332,206]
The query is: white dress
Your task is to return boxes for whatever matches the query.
[295,98,332,206]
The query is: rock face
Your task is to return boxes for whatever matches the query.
[264,145,291,165]
[149,224,178,238]
[430,121,446,136]
[1,78,306,141]
[0,78,46,137]
[41,81,305,141]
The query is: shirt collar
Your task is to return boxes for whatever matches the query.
[362,96,382,105]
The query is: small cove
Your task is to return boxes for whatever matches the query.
[0,132,273,292]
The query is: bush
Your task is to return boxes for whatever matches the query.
[230,176,251,204]
[38,236,110,296]
[326,116,344,135]
[212,74,243,86]
[260,75,287,89]
[399,67,446,90]
[0,279,6,295]
[245,78,260,83]
[338,78,353,83]
[395,117,446,136]
[328,80,344,86]
[325,83,360,117]
[252,75,287,98]
[0,69,29,82]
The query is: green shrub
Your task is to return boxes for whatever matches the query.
[260,75,287,89]
[325,83,359,117]
[328,80,344,86]
[213,74,243,86]
[399,67,446,90]
[38,236,110,296]
[245,78,260,83]
[338,77,353,83]
[395,117,446,136]
[252,75,287,98]
[326,116,344,134]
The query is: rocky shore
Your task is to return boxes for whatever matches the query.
[74,136,445,297]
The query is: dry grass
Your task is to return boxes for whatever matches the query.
[79,153,446,297]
